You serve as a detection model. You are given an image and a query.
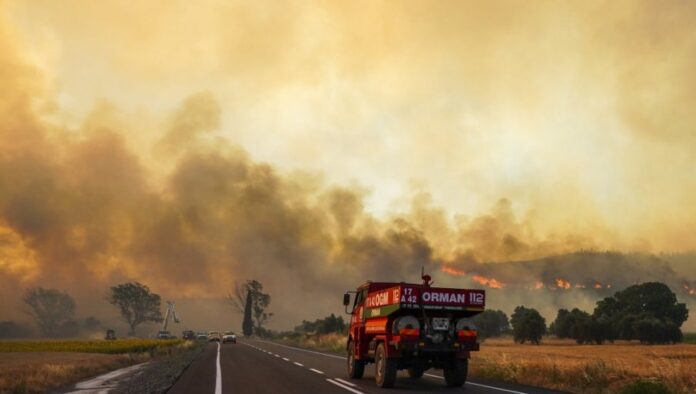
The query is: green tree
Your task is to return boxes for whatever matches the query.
[108,282,163,336]
[593,282,688,343]
[22,287,76,337]
[472,309,510,338]
[510,306,546,344]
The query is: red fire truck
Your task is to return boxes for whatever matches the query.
[342,272,484,388]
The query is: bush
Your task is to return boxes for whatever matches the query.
[619,380,672,394]
[473,310,510,338]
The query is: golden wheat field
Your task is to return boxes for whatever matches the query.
[471,338,696,393]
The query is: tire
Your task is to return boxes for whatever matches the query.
[407,365,424,379]
[347,343,365,379]
[375,343,397,388]
[443,359,468,387]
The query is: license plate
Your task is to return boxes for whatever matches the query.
[432,317,449,331]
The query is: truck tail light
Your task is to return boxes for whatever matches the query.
[399,328,420,337]
[457,329,477,341]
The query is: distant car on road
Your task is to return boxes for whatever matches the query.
[222,332,237,344]
[157,330,174,339]
[196,332,207,340]
[207,331,221,342]
[182,330,195,340]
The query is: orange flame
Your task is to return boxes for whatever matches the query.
[534,281,544,290]
[555,278,571,289]
[472,275,505,289]
[594,282,603,289]
[441,266,466,276]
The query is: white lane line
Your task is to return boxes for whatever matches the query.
[282,357,290,361]
[309,368,325,374]
[326,379,365,394]
[424,373,527,394]
[274,354,281,358]
[253,339,345,360]
[215,342,222,394]
[334,378,357,387]
[293,362,304,367]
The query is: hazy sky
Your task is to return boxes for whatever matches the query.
[4,0,695,250]
[1,1,695,330]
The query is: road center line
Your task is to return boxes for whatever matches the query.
[282,357,290,361]
[215,342,222,394]
[326,379,365,394]
[293,362,304,367]
[424,373,527,394]
[253,339,345,360]
[309,368,324,374]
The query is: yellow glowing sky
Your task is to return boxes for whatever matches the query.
[4,0,696,252]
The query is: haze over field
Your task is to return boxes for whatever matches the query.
[0,1,694,332]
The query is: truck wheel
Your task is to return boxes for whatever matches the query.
[347,343,364,379]
[375,343,397,388]
[407,366,424,379]
[443,359,468,387]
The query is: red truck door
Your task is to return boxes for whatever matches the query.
[350,287,368,358]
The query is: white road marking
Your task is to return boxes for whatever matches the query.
[249,340,527,394]
[309,368,325,374]
[254,339,345,360]
[215,342,222,394]
[326,379,365,394]
[334,378,357,387]
[293,362,304,367]
[282,357,290,361]
[424,373,528,394]
[274,354,281,357]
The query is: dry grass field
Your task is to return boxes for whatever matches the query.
[471,338,696,393]
[0,352,140,394]
[0,339,191,394]
[280,334,696,393]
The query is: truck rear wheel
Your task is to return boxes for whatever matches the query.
[347,343,364,379]
[407,365,424,379]
[443,359,468,387]
[375,343,397,388]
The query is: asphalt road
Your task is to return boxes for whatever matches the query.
[167,339,564,394]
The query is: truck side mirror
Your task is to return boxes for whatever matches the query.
[343,293,351,306]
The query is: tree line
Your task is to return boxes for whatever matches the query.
[438,282,689,345]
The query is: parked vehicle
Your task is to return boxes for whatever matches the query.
[182,330,195,340]
[208,331,221,342]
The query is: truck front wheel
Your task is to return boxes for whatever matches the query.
[443,359,468,387]
[375,343,397,388]
[347,343,364,379]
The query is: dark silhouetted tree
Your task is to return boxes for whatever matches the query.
[228,279,272,333]
[242,289,253,336]
[510,306,546,344]
[108,282,163,336]
[23,287,76,337]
